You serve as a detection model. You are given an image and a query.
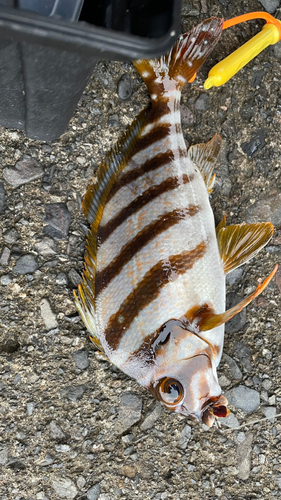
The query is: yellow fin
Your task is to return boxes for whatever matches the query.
[216,215,227,237]
[188,134,222,193]
[89,335,104,353]
[83,107,148,229]
[74,108,149,339]
[198,265,278,331]
[217,222,274,274]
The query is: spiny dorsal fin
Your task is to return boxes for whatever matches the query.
[217,222,274,274]
[83,107,149,229]
[195,265,278,331]
[188,134,222,193]
[133,18,223,96]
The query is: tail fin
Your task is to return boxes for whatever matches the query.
[133,17,223,98]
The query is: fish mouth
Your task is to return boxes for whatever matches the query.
[201,395,230,427]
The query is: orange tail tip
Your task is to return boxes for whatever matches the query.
[198,264,278,332]
[133,17,223,97]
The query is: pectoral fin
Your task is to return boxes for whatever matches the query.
[217,221,274,273]
[188,133,222,193]
[197,265,278,332]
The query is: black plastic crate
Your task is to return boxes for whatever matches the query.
[0,0,181,141]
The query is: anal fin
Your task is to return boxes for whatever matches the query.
[195,265,278,332]
[188,134,222,193]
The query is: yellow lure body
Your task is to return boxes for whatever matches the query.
[204,14,281,90]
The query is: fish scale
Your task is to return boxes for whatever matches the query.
[75,17,276,426]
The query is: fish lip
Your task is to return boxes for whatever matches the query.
[200,394,229,421]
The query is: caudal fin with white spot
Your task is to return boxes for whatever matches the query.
[133,17,223,98]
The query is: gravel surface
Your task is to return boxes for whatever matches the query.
[1,1,281,499]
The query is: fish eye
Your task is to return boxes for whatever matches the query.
[157,378,184,406]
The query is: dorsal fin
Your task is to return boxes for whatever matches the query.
[188,134,222,193]
[217,222,274,273]
[82,107,149,229]
[75,108,149,348]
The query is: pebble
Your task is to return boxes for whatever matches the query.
[214,141,232,196]
[121,465,136,478]
[61,384,87,402]
[275,475,281,489]
[179,424,192,450]
[44,203,71,240]
[223,353,242,380]
[42,164,56,192]
[251,69,265,88]
[49,421,66,440]
[73,349,89,370]
[35,238,56,256]
[56,444,70,453]
[0,246,11,266]
[108,114,120,128]
[226,267,243,286]
[246,191,281,226]
[258,0,280,14]
[56,272,68,285]
[13,254,38,275]
[38,453,54,466]
[77,476,86,489]
[52,477,78,499]
[221,412,239,428]
[4,228,19,244]
[241,129,267,159]
[194,93,209,112]
[234,342,252,372]
[86,484,101,500]
[36,492,49,500]
[3,156,44,187]
[68,268,81,287]
[261,378,272,391]
[182,3,200,15]
[0,182,6,212]
[180,104,195,126]
[0,274,13,285]
[140,402,162,430]
[226,385,260,414]
[0,448,8,465]
[219,374,231,387]
[236,432,253,480]
[117,73,133,101]
[262,406,276,423]
[27,402,35,415]
[225,293,247,333]
[0,332,20,353]
[115,392,142,434]
[40,298,58,331]
[237,432,246,443]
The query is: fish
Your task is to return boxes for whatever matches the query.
[74,17,277,427]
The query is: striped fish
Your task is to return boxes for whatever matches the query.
[74,18,277,427]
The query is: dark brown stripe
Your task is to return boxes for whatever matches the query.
[132,124,171,156]
[99,173,194,243]
[107,150,175,201]
[104,241,206,350]
[96,205,199,297]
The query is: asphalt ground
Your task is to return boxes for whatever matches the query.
[0,1,281,499]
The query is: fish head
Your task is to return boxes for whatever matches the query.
[147,320,229,426]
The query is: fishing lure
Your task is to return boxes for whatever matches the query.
[74,18,277,427]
